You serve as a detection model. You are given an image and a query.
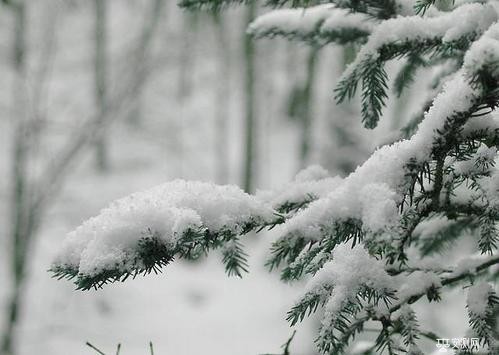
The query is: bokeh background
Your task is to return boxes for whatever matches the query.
[0,1,468,354]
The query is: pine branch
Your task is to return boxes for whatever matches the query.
[178,0,249,11]
[248,6,373,46]
[360,57,389,128]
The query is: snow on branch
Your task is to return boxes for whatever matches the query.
[336,3,498,128]
[464,22,499,87]
[51,180,278,289]
[248,5,375,45]
[269,55,499,299]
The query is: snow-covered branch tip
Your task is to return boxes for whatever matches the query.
[50,180,281,290]
[248,5,375,45]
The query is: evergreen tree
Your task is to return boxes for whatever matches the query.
[52,0,499,353]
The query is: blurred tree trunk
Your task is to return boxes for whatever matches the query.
[298,46,319,169]
[242,2,257,193]
[177,12,198,102]
[176,12,199,176]
[126,0,164,126]
[213,11,230,184]
[94,0,109,171]
[1,2,29,354]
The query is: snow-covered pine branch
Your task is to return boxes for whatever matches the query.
[178,0,248,11]
[248,5,375,45]
[52,0,499,353]
[335,2,497,128]
[51,181,280,289]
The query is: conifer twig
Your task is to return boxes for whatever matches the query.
[86,342,107,355]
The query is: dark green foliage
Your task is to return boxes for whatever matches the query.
[286,288,329,325]
[266,0,318,7]
[179,0,320,10]
[179,0,248,11]
[266,235,309,272]
[479,216,499,255]
[335,35,477,129]
[221,238,249,277]
[50,218,282,290]
[328,0,397,19]
[251,25,370,46]
[414,0,438,15]
[279,241,321,281]
[360,58,389,128]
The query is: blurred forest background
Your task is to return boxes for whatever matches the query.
[0,1,455,354]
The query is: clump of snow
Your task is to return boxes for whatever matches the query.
[359,183,399,231]
[467,282,493,316]
[53,180,275,276]
[464,22,499,75]
[305,244,394,322]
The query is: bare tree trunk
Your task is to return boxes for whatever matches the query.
[2,3,28,354]
[242,2,257,193]
[126,0,164,126]
[94,0,109,171]
[212,11,230,184]
[298,46,319,169]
